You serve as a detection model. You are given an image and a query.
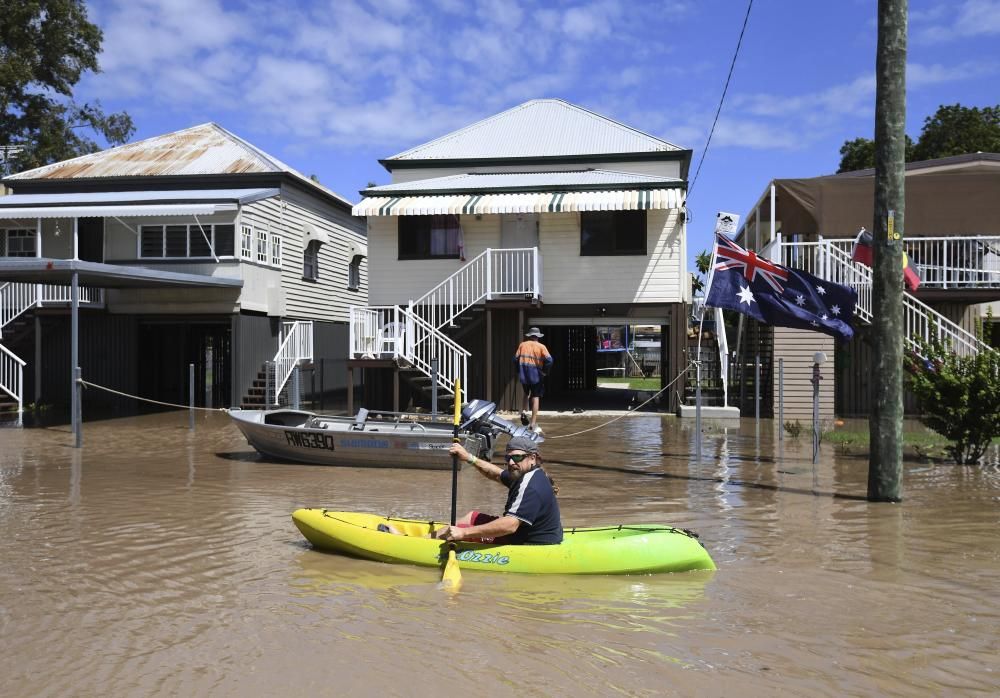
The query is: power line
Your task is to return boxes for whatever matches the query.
[687,0,754,199]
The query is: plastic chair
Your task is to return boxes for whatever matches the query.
[377,321,406,358]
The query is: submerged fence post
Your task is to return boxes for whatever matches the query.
[265,360,274,407]
[189,363,195,430]
[695,348,702,465]
[778,358,784,441]
[431,357,439,419]
[291,365,301,410]
[754,354,761,425]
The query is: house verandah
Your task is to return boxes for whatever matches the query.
[346,99,693,414]
[0,123,368,423]
[729,153,1000,419]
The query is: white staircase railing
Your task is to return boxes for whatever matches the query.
[349,305,469,396]
[348,247,539,395]
[782,240,991,357]
[271,320,313,401]
[0,282,38,336]
[0,343,25,418]
[2,282,105,338]
[409,247,540,330]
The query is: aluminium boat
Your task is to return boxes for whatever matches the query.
[229,399,536,469]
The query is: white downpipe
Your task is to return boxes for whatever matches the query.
[485,249,492,301]
[73,217,78,261]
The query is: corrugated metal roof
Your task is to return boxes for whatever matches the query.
[387,99,684,161]
[353,188,684,217]
[0,188,278,207]
[364,170,683,195]
[6,124,354,207]
[0,203,234,220]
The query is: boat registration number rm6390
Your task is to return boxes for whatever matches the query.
[284,431,336,451]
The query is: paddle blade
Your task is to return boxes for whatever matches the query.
[440,547,462,591]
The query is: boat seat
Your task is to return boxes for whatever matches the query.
[352,408,369,430]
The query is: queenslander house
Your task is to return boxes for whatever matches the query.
[726,152,1000,419]
[0,124,367,420]
[349,99,693,412]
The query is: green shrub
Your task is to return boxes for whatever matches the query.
[783,420,802,439]
[905,330,1000,465]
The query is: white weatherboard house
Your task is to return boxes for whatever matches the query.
[0,124,367,421]
[349,99,692,412]
[734,152,1000,419]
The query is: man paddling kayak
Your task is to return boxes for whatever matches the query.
[436,436,562,545]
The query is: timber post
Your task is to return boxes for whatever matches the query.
[868,0,907,502]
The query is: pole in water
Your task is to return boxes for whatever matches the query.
[812,352,825,464]
[778,358,784,441]
[73,366,82,448]
[189,363,195,430]
[292,365,301,410]
[695,348,702,465]
[754,354,760,424]
[431,357,439,419]
[71,271,80,448]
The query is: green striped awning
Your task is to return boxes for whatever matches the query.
[352,188,684,217]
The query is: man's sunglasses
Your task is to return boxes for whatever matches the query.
[505,452,532,463]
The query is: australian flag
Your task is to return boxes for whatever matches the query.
[705,233,857,342]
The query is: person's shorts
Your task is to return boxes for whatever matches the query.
[522,381,545,398]
[458,511,512,544]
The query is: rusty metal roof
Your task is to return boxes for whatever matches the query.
[6,123,354,207]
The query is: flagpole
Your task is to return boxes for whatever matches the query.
[694,236,722,465]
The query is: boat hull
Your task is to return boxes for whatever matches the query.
[229,409,488,469]
[292,509,717,574]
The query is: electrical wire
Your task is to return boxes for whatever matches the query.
[687,0,754,199]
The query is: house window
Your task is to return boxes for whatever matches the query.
[240,225,253,259]
[270,236,282,267]
[580,210,647,256]
[2,229,37,257]
[304,240,321,280]
[139,223,238,259]
[256,229,268,263]
[398,214,461,259]
[348,255,362,291]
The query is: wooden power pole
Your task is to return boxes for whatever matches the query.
[868,0,907,502]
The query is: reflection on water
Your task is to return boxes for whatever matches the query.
[1,411,998,695]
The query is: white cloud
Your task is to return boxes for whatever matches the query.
[914,0,1000,42]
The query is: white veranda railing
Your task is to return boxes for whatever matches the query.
[782,240,991,357]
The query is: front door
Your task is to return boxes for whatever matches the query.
[501,213,539,249]
[78,218,104,262]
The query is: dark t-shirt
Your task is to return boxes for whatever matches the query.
[499,467,563,544]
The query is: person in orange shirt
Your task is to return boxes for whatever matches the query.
[514,327,552,433]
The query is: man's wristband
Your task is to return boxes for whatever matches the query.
[466,455,477,465]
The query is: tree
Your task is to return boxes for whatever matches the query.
[837,135,913,172]
[0,0,134,172]
[690,249,711,295]
[905,330,1000,465]
[836,103,1000,172]
[911,104,1000,161]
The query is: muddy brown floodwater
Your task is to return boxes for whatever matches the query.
[1,411,998,696]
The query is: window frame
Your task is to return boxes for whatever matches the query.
[137,222,237,261]
[2,228,38,257]
[348,255,362,291]
[397,214,462,260]
[303,240,321,281]
[579,210,648,257]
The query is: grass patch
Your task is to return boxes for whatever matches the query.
[823,426,1000,461]
[598,377,661,390]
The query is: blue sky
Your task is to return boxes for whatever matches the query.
[76,0,1000,260]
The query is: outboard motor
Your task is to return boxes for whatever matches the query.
[460,399,544,451]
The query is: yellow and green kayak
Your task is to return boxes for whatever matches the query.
[292,509,717,574]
